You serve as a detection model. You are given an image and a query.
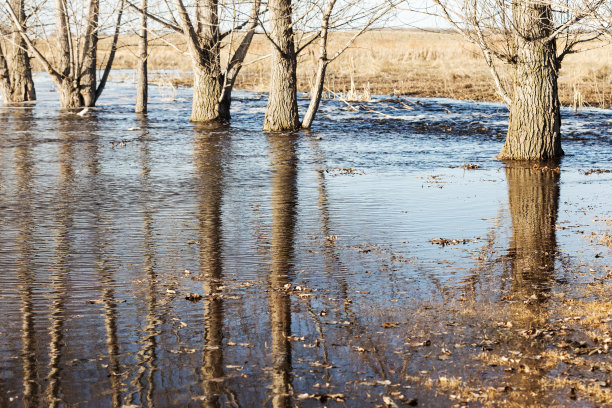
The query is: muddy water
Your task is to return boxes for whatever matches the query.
[1,74,612,407]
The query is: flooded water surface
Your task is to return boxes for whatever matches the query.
[1,75,612,407]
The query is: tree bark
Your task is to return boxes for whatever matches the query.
[54,0,85,108]
[80,0,100,107]
[0,0,36,103]
[263,0,300,131]
[57,79,84,108]
[499,0,562,160]
[186,0,226,122]
[191,63,225,122]
[135,0,148,113]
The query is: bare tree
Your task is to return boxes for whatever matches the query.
[261,0,397,131]
[134,0,147,113]
[432,0,606,159]
[300,0,397,129]
[129,0,261,122]
[262,0,300,131]
[0,0,35,103]
[3,0,124,108]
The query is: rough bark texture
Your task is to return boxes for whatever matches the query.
[191,63,225,122]
[80,0,100,107]
[263,0,300,131]
[499,0,562,160]
[0,44,11,101]
[188,0,226,122]
[135,0,148,114]
[57,79,84,108]
[54,0,84,108]
[268,134,297,407]
[506,163,559,302]
[0,0,36,103]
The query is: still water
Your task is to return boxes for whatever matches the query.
[1,74,612,406]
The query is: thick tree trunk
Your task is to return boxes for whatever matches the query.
[135,0,148,114]
[191,64,225,122]
[80,0,99,107]
[499,0,562,160]
[0,0,36,103]
[263,0,299,131]
[54,0,85,108]
[57,79,84,108]
[188,0,226,122]
[0,44,11,102]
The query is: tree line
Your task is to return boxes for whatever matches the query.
[1,0,611,159]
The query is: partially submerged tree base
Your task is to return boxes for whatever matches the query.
[0,5,36,104]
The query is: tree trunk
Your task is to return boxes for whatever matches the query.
[0,0,36,103]
[0,43,12,102]
[302,60,327,129]
[135,0,148,113]
[218,0,260,118]
[54,0,85,108]
[188,0,226,122]
[57,79,84,108]
[191,63,225,122]
[263,0,300,131]
[80,0,99,107]
[499,0,562,160]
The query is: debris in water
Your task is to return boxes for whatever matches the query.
[185,293,202,302]
[383,395,399,408]
[430,238,473,246]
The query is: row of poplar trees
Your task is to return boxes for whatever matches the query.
[1,0,610,160]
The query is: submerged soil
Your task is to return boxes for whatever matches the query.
[1,75,612,407]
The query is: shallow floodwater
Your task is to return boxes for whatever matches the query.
[1,73,612,407]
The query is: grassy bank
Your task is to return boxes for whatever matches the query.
[99,30,612,108]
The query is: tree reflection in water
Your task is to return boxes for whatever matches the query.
[194,126,227,407]
[505,162,559,306]
[502,162,560,401]
[13,108,40,407]
[267,134,298,408]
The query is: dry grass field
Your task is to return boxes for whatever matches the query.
[100,29,612,108]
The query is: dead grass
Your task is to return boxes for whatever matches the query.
[87,29,612,108]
